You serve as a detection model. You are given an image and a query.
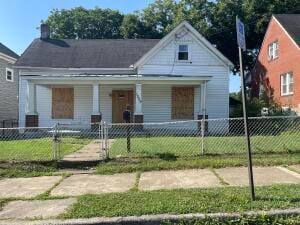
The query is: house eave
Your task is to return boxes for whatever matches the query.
[0,53,17,64]
[21,74,212,85]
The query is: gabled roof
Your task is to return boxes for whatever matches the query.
[15,39,160,68]
[134,21,234,69]
[0,43,19,59]
[274,14,300,46]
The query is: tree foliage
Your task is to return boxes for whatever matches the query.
[44,1,300,71]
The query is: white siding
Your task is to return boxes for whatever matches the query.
[143,84,200,123]
[19,78,93,128]
[19,26,230,127]
[138,30,229,120]
[138,33,225,76]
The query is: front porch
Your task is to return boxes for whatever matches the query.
[21,76,211,128]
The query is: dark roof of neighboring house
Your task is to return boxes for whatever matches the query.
[0,43,19,59]
[15,38,160,68]
[274,14,300,46]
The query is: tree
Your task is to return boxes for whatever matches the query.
[43,1,300,72]
[45,7,124,39]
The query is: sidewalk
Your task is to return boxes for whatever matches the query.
[0,165,299,221]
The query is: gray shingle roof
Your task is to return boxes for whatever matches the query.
[274,14,300,46]
[0,43,19,59]
[15,38,160,68]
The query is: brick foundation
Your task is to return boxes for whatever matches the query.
[197,114,208,132]
[91,114,102,130]
[134,114,144,131]
[25,115,39,127]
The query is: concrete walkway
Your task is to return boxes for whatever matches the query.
[63,140,114,161]
[0,165,299,220]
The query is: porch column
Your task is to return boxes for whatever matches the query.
[198,82,208,131]
[91,84,101,129]
[134,83,143,124]
[25,80,38,127]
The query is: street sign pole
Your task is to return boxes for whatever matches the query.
[236,17,255,201]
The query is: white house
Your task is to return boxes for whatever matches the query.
[15,21,233,129]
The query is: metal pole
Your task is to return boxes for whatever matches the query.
[239,46,255,201]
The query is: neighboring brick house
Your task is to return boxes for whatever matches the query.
[0,43,19,122]
[251,14,300,112]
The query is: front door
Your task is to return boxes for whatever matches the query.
[112,90,134,123]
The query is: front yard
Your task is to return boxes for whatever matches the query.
[0,137,90,161]
[109,133,300,158]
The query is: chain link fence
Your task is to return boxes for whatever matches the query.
[103,116,300,158]
[0,116,300,162]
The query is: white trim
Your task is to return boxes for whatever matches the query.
[134,21,234,69]
[268,41,279,60]
[273,16,300,50]
[5,68,14,82]
[176,43,191,62]
[26,81,37,115]
[14,66,136,71]
[22,75,212,85]
[0,53,17,64]
[135,83,143,115]
[281,72,293,96]
[92,84,100,115]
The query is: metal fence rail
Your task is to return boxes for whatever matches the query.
[0,116,299,162]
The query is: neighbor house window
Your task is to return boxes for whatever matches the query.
[172,87,194,119]
[178,44,189,61]
[268,41,278,60]
[281,73,293,96]
[52,88,74,119]
[6,68,13,82]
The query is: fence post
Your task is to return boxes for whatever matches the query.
[52,124,57,160]
[104,122,109,159]
[200,118,205,155]
[52,123,61,160]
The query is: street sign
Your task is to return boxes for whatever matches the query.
[236,17,246,50]
[236,16,255,201]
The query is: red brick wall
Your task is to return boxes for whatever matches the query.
[252,17,300,108]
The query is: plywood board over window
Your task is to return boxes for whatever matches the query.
[172,87,194,119]
[52,88,74,119]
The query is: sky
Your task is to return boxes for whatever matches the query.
[0,0,240,92]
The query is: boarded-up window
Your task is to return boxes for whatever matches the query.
[172,87,194,119]
[52,88,74,119]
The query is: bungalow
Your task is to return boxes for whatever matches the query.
[15,21,233,128]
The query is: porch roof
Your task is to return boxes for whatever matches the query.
[25,74,212,85]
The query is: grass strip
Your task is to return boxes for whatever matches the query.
[96,153,300,174]
[162,215,300,225]
[62,184,300,218]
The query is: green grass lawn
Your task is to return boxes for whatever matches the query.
[96,153,300,174]
[61,184,300,218]
[109,133,300,158]
[0,137,90,161]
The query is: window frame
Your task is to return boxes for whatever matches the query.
[6,68,14,82]
[268,41,279,61]
[281,72,293,96]
[176,44,191,62]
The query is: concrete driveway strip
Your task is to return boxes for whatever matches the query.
[216,166,300,186]
[50,173,136,196]
[0,176,62,198]
[139,169,223,191]
[0,198,76,220]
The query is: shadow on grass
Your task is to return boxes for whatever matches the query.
[155,153,178,161]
